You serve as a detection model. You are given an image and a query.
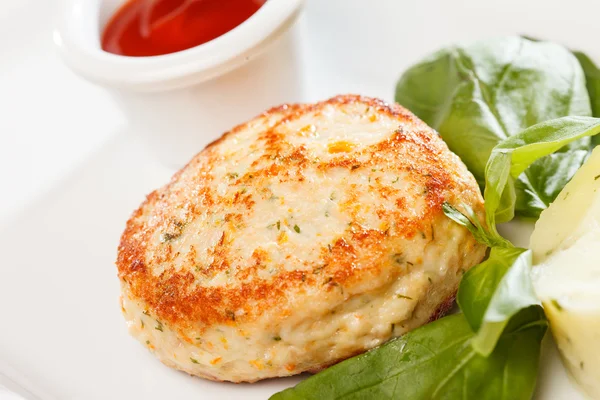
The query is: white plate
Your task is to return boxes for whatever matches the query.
[1,0,598,398]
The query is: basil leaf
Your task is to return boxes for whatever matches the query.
[271,308,547,400]
[486,116,600,224]
[513,149,590,218]
[574,51,600,118]
[574,51,600,146]
[457,247,539,355]
[520,39,600,144]
[523,39,600,130]
[395,36,592,218]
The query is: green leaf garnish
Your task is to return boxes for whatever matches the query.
[457,247,539,355]
[574,51,600,119]
[485,116,600,225]
[574,51,600,148]
[396,36,592,219]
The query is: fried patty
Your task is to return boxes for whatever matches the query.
[117,95,486,382]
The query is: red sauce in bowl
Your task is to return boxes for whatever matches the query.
[102,0,266,57]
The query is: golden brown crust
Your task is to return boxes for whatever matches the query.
[117,95,483,335]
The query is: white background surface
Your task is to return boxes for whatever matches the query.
[1,0,598,398]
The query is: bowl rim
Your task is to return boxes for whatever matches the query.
[53,0,303,92]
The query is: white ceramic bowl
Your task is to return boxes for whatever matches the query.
[54,0,304,167]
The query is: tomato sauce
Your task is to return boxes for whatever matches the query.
[102,0,266,57]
